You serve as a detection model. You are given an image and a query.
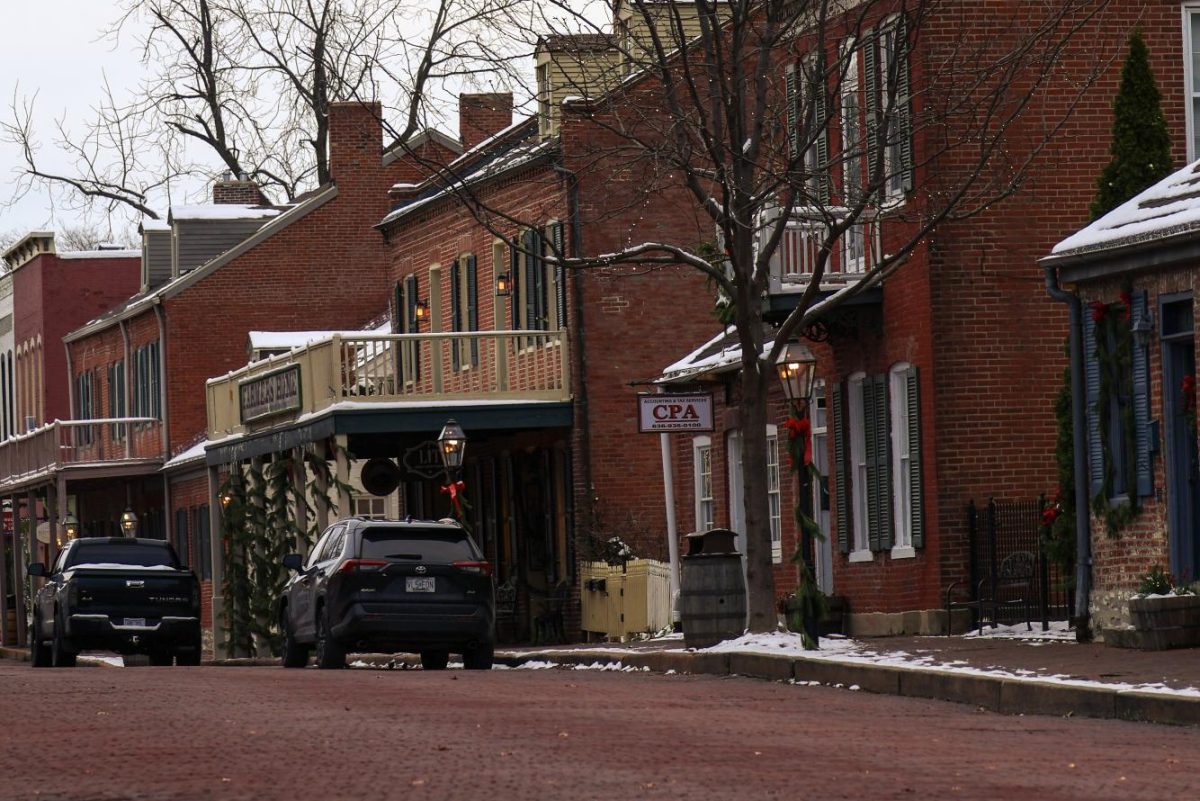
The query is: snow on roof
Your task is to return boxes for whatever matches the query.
[57,249,140,260]
[169,204,283,222]
[140,218,171,232]
[657,325,773,383]
[248,320,391,352]
[163,439,207,470]
[1052,159,1200,257]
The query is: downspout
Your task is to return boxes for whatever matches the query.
[1043,263,1092,641]
[553,161,595,565]
[119,320,131,459]
[154,298,171,541]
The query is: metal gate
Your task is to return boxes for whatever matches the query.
[966,498,1073,627]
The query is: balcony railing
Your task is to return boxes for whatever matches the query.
[0,418,163,487]
[207,330,571,438]
[764,209,881,293]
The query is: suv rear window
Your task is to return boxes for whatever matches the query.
[359,527,480,562]
[67,542,178,569]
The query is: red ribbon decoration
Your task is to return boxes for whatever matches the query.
[783,416,812,466]
[440,480,466,515]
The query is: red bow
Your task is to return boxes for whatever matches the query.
[784,416,812,466]
[441,480,466,514]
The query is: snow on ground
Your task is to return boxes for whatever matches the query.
[962,620,1076,643]
[78,653,124,667]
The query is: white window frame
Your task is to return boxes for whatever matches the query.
[877,16,906,204]
[353,495,387,520]
[847,372,873,562]
[840,39,862,208]
[766,424,782,564]
[889,363,915,558]
[1185,6,1200,162]
[693,436,715,532]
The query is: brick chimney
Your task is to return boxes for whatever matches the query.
[212,173,268,205]
[459,93,513,152]
[328,101,384,187]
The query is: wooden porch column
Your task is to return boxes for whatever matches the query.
[46,481,58,571]
[207,464,227,660]
[11,494,26,647]
[0,501,9,645]
[334,435,351,520]
[311,442,329,533]
[291,446,310,556]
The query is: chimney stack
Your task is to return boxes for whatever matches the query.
[459,93,513,152]
[212,176,268,205]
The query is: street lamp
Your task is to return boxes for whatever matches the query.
[776,340,820,648]
[59,512,80,547]
[120,508,139,538]
[437,419,467,480]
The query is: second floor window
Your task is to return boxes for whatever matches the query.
[131,342,161,419]
[108,360,127,440]
[450,254,479,370]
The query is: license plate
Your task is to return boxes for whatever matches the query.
[406,577,435,593]
[123,618,146,627]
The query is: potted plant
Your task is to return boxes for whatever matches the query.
[1126,566,1200,650]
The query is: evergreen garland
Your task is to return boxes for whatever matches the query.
[1090,29,1172,220]
[219,470,255,657]
[1042,349,1075,580]
[1090,296,1139,536]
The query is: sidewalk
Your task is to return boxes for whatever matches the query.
[4,623,1198,726]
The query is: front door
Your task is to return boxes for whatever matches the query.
[1162,297,1200,582]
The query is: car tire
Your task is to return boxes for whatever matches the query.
[420,650,450,671]
[175,647,202,667]
[30,616,51,668]
[50,612,77,668]
[280,610,309,668]
[314,607,345,670]
[462,641,494,671]
[149,651,174,667]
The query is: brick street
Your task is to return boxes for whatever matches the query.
[1,663,1196,801]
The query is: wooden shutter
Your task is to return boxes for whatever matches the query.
[406,274,421,382]
[832,383,850,553]
[551,221,566,329]
[174,509,188,566]
[863,30,880,197]
[150,341,161,418]
[895,14,914,192]
[466,254,479,366]
[785,63,799,158]
[450,259,462,371]
[863,377,880,551]
[1132,289,1152,497]
[906,366,924,548]
[509,238,520,329]
[864,373,892,551]
[812,59,831,203]
[1083,310,1103,497]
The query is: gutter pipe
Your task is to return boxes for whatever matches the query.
[1043,263,1092,641]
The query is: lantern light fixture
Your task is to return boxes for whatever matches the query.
[775,341,818,406]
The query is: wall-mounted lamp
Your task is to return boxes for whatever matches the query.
[1132,306,1155,349]
[414,299,430,321]
[495,272,512,297]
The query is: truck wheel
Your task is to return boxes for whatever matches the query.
[30,616,51,668]
[51,613,77,668]
[280,611,309,668]
[314,608,344,669]
[462,641,494,671]
[420,650,450,670]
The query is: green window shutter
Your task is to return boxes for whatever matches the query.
[1132,290,1152,497]
[450,259,462,371]
[1083,311,1103,497]
[863,30,880,198]
[406,274,421,382]
[785,63,799,159]
[906,365,924,548]
[466,254,479,366]
[832,383,850,553]
[895,14,914,192]
[551,221,566,329]
[509,239,521,329]
[872,373,893,550]
[812,59,831,203]
[863,377,881,551]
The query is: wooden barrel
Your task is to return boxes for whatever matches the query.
[679,554,746,648]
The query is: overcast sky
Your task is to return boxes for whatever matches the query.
[0,2,150,239]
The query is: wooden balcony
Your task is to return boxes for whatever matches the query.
[765,209,881,294]
[0,418,163,490]
[207,330,572,438]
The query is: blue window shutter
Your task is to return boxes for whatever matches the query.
[509,239,520,329]
[906,366,924,549]
[832,383,850,553]
[551,222,566,329]
[785,63,799,158]
[1133,289,1152,497]
[863,29,879,195]
[1083,310,1103,497]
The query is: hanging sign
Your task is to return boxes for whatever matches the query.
[401,440,445,480]
[239,365,302,424]
[638,393,714,432]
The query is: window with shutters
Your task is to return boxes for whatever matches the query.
[108,360,127,441]
[767,425,782,564]
[693,436,715,532]
[492,239,507,329]
[785,55,829,205]
[450,253,479,370]
[1185,7,1200,161]
[865,16,912,203]
[131,342,161,421]
[397,274,422,384]
[890,363,915,555]
[75,370,96,445]
[847,373,872,560]
[839,39,863,206]
[510,224,565,343]
[194,505,212,580]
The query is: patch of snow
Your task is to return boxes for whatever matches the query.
[962,620,1076,642]
[170,204,282,221]
[78,653,125,667]
[57,249,140,260]
[67,563,178,571]
[514,660,559,670]
[164,440,208,469]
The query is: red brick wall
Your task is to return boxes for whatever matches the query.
[169,472,215,631]
[459,93,514,152]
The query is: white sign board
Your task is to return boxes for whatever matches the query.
[638,393,714,432]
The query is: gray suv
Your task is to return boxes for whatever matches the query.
[277,518,495,670]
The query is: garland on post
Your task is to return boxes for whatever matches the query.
[780,404,826,649]
[219,470,254,657]
[1090,290,1139,537]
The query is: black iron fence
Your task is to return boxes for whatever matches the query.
[965,498,1073,628]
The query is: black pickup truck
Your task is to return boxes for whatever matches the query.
[28,537,202,667]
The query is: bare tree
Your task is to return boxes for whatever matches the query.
[421,0,1115,632]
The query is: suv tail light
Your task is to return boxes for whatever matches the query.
[452,561,493,576]
[337,559,389,574]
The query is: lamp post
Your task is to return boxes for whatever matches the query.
[437,419,468,523]
[58,513,80,547]
[120,508,139,538]
[775,342,819,646]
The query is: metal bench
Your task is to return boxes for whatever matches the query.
[945,550,1035,635]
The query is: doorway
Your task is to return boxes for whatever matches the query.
[1162,296,1200,582]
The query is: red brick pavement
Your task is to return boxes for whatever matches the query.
[0,662,1197,801]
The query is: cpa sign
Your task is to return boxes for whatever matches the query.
[637,393,714,433]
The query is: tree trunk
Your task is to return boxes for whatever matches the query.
[739,350,776,632]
